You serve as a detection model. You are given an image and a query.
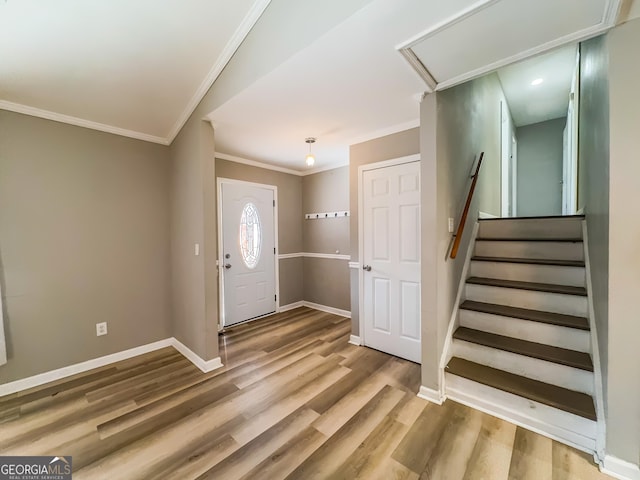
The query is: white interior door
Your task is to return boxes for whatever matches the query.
[220,181,276,327]
[362,161,421,363]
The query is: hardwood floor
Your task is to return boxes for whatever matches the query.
[0,307,611,479]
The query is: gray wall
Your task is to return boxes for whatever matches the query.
[516,118,566,216]
[165,0,374,362]
[420,73,503,390]
[578,34,610,444]
[302,166,349,311]
[605,20,640,466]
[349,128,420,335]
[169,119,218,361]
[215,158,304,307]
[0,111,171,382]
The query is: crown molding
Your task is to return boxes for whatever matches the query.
[397,49,436,92]
[0,100,169,145]
[347,118,420,147]
[0,0,271,147]
[166,0,272,143]
[435,22,611,91]
[603,0,624,26]
[215,152,348,177]
[397,0,499,51]
[215,152,304,176]
[302,162,349,176]
[398,0,621,93]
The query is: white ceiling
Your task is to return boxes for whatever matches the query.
[210,0,621,172]
[208,0,472,171]
[0,0,624,169]
[405,0,606,89]
[498,44,578,127]
[0,0,269,144]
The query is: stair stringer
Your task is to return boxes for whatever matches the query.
[436,221,479,402]
[582,220,607,464]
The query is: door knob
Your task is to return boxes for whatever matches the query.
[363,265,372,271]
[224,263,232,269]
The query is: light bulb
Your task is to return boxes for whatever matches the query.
[305,154,315,166]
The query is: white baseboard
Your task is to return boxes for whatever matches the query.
[602,456,640,480]
[170,338,223,374]
[278,300,351,318]
[278,301,305,313]
[302,301,351,318]
[348,335,362,346]
[0,338,173,396]
[417,385,446,405]
[0,337,224,396]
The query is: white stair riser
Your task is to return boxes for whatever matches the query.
[470,261,585,287]
[465,284,588,317]
[452,340,594,395]
[459,310,591,353]
[474,241,584,261]
[478,218,583,240]
[445,374,596,452]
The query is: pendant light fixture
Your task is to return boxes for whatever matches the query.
[305,137,316,167]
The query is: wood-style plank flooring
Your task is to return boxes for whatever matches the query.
[0,307,612,479]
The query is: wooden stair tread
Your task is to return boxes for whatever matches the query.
[460,300,589,330]
[467,277,587,296]
[471,256,585,267]
[475,237,583,242]
[446,357,596,420]
[453,327,593,371]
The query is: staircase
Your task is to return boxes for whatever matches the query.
[444,215,599,452]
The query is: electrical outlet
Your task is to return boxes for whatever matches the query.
[96,322,108,336]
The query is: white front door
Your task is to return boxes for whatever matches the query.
[362,160,421,363]
[220,181,276,327]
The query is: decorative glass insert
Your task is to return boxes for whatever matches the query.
[239,202,262,269]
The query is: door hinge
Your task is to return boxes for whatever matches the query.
[274,247,276,254]
[274,294,277,301]
[273,200,276,207]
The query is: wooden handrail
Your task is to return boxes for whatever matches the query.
[450,152,484,259]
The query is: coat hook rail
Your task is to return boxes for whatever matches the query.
[305,211,350,220]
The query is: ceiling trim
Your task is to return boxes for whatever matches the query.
[347,118,420,147]
[0,100,169,145]
[398,0,623,93]
[436,22,613,91]
[395,0,502,89]
[397,49,436,92]
[302,162,349,176]
[215,152,304,176]
[166,0,272,144]
[603,0,624,24]
[396,0,500,52]
[0,0,271,146]
[215,151,349,177]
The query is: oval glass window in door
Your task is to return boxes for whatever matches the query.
[239,202,262,269]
